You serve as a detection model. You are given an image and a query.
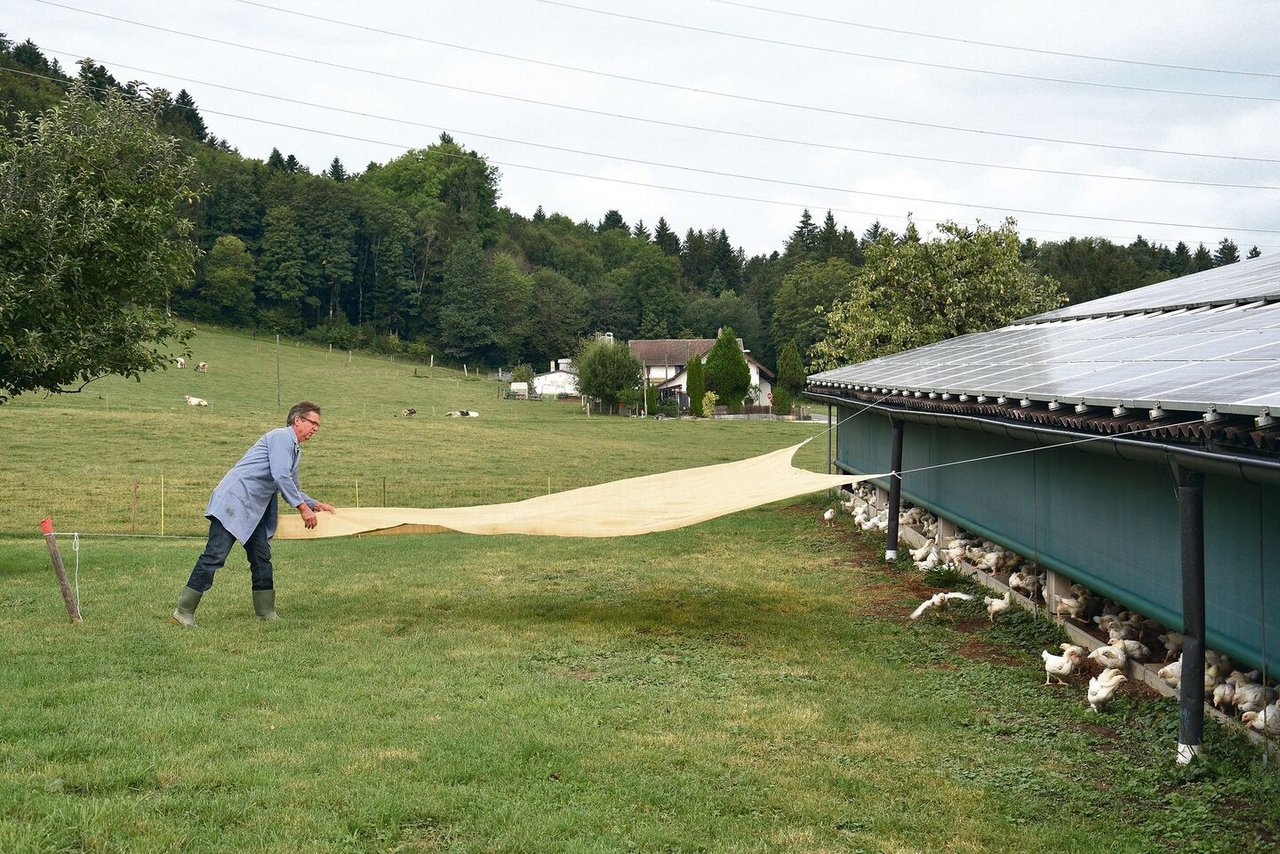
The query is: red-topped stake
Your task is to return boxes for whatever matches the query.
[40,517,81,623]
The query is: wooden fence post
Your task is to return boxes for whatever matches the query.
[40,517,81,623]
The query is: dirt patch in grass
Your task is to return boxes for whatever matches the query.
[955,634,1025,667]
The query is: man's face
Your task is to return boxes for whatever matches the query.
[294,412,321,442]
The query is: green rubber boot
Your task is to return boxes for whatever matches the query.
[171,586,201,628]
[253,589,279,621]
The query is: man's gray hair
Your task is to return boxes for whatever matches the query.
[286,401,321,426]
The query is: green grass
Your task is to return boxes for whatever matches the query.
[2,327,1278,852]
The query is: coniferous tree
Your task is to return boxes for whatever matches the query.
[266,147,286,171]
[172,89,207,141]
[1248,246,1262,259]
[632,219,651,242]
[1191,243,1214,272]
[326,156,347,181]
[653,217,681,255]
[703,326,750,413]
[597,209,627,233]
[1213,238,1240,266]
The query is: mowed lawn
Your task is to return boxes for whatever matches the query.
[2,327,1278,852]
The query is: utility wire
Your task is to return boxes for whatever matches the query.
[33,0,1280,165]
[8,64,1278,248]
[23,53,1278,194]
[8,63,1280,246]
[705,0,1280,81]
[535,0,1280,103]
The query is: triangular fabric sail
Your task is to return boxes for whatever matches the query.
[277,441,880,539]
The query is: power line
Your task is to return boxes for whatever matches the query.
[535,0,1280,103]
[33,0,1280,166]
[29,51,1280,194]
[705,0,1280,81]
[8,62,1278,249]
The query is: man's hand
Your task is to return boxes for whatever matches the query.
[314,501,337,514]
[298,504,318,529]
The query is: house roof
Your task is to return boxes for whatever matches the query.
[806,256,1280,454]
[628,339,719,365]
[629,338,775,378]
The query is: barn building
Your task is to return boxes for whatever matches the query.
[805,255,1280,762]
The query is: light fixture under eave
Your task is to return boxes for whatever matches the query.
[1074,403,1090,414]
[958,394,969,402]
[1112,405,1128,417]
[1256,409,1275,428]
[1048,400,1061,411]
[1149,404,1166,420]
[941,393,952,401]
[1019,398,1032,408]
[996,396,1009,405]
[1203,406,1222,423]
[976,395,988,404]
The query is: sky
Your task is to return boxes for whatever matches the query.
[7,0,1279,258]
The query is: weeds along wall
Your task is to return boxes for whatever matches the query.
[835,407,1280,675]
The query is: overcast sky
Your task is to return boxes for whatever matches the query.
[8,0,1279,257]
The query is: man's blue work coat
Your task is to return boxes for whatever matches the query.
[206,426,316,544]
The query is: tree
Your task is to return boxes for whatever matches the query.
[703,326,751,413]
[597,209,627,233]
[575,336,643,414]
[812,219,1062,370]
[257,205,307,331]
[1191,243,1214,272]
[771,258,856,358]
[326,156,348,182]
[436,240,499,363]
[686,349,706,416]
[1248,246,1262,259]
[0,81,198,403]
[653,217,681,255]
[1213,238,1240,267]
[774,338,805,416]
[200,235,256,323]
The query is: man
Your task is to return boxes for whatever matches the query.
[171,401,335,627]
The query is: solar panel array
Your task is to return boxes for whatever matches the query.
[810,258,1280,416]
[1029,254,1280,321]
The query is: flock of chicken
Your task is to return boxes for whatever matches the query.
[830,485,1280,732]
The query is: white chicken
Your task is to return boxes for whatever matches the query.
[909,539,936,563]
[1212,680,1237,715]
[1087,668,1128,712]
[1157,660,1182,689]
[1042,647,1083,685]
[1242,706,1280,737]
[909,591,975,621]
[1235,682,1279,717]
[1087,644,1127,671]
[1053,594,1086,621]
[822,507,836,527]
[983,591,1012,622]
[1111,639,1151,662]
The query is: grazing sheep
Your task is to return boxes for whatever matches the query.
[175,357,186,369]
[195,361,208,373]
[184,395,209,407]
[400,408,417,417]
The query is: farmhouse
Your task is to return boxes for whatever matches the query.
[805,254,1280,761]
[532,359,579,397]
[628,337,774,410]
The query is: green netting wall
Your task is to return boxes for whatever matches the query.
[836,409,1280,675]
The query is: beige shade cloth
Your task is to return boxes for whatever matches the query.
[277,440,880,540]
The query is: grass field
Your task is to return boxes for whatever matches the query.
[2,327,1279,852]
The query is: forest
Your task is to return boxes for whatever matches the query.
[0,35,1260,375]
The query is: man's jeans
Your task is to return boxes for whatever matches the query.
[185,514,274,593]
